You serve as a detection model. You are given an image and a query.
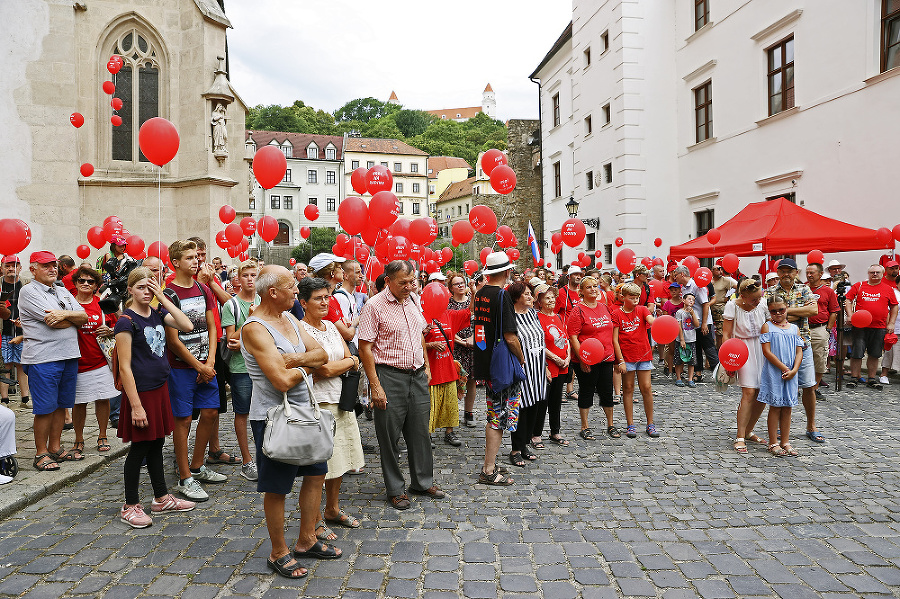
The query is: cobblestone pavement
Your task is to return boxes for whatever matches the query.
[1,369,900,598]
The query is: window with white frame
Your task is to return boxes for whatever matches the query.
[284,196,293,210]
[351,160,359,169]
[412,202,420,215]
[284,169,291,183]
[307,144,318,159]
[326,171,335,184]
[412,183,420,193]
[410,163,418,173]
[395,182,403,193]
[325,146,335,160]
[326,198,335,211]
[308,170,317,184]
[282,143,292,158]
[270,195,280,209]
[394,162,402,172]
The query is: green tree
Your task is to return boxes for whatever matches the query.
[361,115,404,139]
[334,97,400,123]
[393,109,434,137]
[291,227,337,264]
[246,104,301,132]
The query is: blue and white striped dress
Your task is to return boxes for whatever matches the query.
[516,308,547,408]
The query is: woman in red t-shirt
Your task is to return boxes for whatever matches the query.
[72,266,119,457]
[535,285,570,446]
[568,276,620,440]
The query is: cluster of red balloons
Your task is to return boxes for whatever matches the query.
[103,55,125,128]
[215,205,276,259]
[83,216,148,261]
[481,150,516,195]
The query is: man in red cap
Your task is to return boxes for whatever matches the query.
[1,255,30,406]
[17,251,88,471]
[884,259,899,285]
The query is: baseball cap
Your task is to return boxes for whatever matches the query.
[427,272,447,282]
[30,251,57,264]
[1,255,20,264]
[529,276,544,287]
[777,258,798,270]
[308,253,345,273]
[884,260,899,268]
[668,282,681,289]
[533,283,551,297]
[568,266,582,275]
[110,234,127,246]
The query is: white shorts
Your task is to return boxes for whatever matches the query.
[74,366,118,404]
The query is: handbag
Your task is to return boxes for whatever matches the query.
[489,289,526,392]
[338,341,361,412]
[262,368,336,466]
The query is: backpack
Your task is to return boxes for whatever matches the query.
[110,314,135,391]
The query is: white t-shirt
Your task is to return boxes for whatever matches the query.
[333,287,358,344]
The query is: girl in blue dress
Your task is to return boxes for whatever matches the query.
[758,295,805,457]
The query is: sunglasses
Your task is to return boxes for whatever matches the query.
[76,278,96,285]
[770,308,787,314]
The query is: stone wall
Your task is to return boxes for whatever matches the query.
[472,119,543,270]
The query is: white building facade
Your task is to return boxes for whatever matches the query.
[343,137,429,221]
[534,0,900,276]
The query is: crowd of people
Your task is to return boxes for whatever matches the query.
[0,237,898,580]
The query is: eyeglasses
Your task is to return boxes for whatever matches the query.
[452,282,466,286]
[76,278,95,285]
[770,308,787,314]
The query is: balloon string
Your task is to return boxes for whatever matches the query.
[157,166,161,255]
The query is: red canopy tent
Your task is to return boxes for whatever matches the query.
[669,198,893,259]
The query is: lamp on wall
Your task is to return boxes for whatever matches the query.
[565,196,599,229]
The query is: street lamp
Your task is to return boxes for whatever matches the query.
[565,196,599,229]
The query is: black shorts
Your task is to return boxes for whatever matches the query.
[573,361,614,409]
[250,420,328,495]
[851,327,886,360]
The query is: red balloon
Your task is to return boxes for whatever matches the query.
[304,204,320,221]
[106,55,123,74]
[215,230,229,250]
[102,81,115,95]
[722,253,740,273]
[547,262,553,268]
[851,309,873,328]
[138,117,179,167]
[875,227,893,247]
[103,216,121,227]
[389,218,411,239]
[641,257,654,269]
[215,205,234,225]
[356,245,370,263]
[350,167,369,195]
[706,228,721,245]
[469,205,498,235]
[258,215,279,243]
[147,241,169,262]
[227,245,240,258]
[425,260,440,273]
[111,97,123,111]
[615,248,637,273]
[464,260,478,276]
[654,237,663,248]
[111,115,122,127]
[441,247,453,264]
[335,233,350,249]
[451,240,459,248]
[694,266,713,286]
[239,235,250,251]
[289,258,296,266]
[496,225,514,247]
[451,220,475,244]
[480,149,507,176]
[893,224,900,243]
[338,196,368,235]
[719,338,749,370]
[506,248,520,262]
[421,282,451,321]
[369,191,399,229]
[300,226,311,240]
[239,216,256,237]
[125,235,145,258]
[409,218,438,246]
[365,165,393,195]
[615,237,624,247]
[579,338,605,365]
[561,218,586,248]
[480,247,492,265]
[76,245,91,260]
[80,163,94,177]
[225,223,244,246]
[682,256,700,277]
[388,236,410,260]
[581,255,592,268]
[70,112,84,128]
[550,244,561,255]
[252,145,287,190]
[594,250,603,258]
[360,220,382,246]
[489,165,516,194]
[807,250,824,265]
[651,257,663,267]
[103,221,124,242]
[367,258,384,281]
[551,232,562,246]
[86,226,106,249]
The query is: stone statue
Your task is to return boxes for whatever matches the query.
[212,103,228,155]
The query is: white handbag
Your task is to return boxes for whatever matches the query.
[262,369,336,466]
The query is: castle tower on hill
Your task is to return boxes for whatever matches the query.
[390,85,497,122]
[482,83,496,119]
[388,90,399,104]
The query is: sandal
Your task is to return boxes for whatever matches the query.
[325,510,360,529]
[50,448,83,462]
[293,539,342,560]
[478,467,513,486]
[746,434,766,445]
[530,438,545,450]
[267,553,308,578]
[549,435,569,446]
[97,437,111,453]
[33,453,60,471]
[565,391,578,401]
[579,428,595,441]
[521,447,537,461]
[768,443,788,457]
[206,449,240,465]
[846,378,859,388]
[315,520,337,541]
[733,438,748,454]
[508,451,526,468]
[781,443,799,457]
[867,380,883,391]
[607,426,621,439]
[72,441,85,459]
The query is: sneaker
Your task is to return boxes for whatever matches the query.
[646,424,660,438]
[174,477,209,502]
[190,465,227,483]
[120,504,152,528]
[815,389,825,401]
[879,375,890,385]
[687,380,697,388]
[464,413,477,428]
[675,379,686,387]
[626,425,637,438]
[240,461,258,481]
[444,432,462,447]
[151,494,196,514]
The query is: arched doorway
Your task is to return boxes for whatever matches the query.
[274,221,291,245]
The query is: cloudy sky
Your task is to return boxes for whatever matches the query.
[226,0,572,122]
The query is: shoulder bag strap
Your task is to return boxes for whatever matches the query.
[496,289,505,344]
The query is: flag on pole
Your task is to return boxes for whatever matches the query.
[527,221,541,266]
